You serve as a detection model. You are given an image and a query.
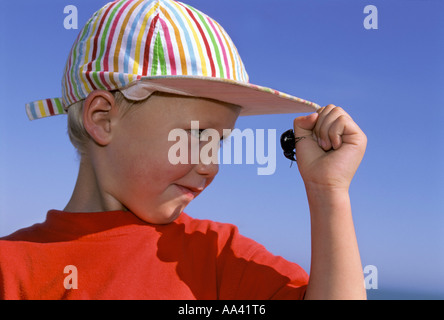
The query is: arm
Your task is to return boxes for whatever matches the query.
[304,185,365,299]
[293,105,367,300]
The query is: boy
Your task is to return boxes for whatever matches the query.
[0,0,367,299]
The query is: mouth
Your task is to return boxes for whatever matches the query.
[175,184,203,199]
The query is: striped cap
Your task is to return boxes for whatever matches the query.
[26,0,319,121]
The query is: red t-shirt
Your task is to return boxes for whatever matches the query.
[0,210,308,300]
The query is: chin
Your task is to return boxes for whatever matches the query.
[132,204,184,225]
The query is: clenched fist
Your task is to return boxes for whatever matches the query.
[293,105,367,192]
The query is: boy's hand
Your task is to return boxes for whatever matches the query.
[293,105,367,192]
[295,105,368,300]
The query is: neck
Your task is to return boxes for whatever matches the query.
[64,155,126,213]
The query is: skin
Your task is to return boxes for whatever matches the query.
[293,106,368,299]
[64,91,240,224]
[65,90,367,299]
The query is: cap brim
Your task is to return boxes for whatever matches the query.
[121,76,320,116]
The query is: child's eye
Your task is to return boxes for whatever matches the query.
[188,129,205,139]
[219,134,231,148]
[187,129,227,147]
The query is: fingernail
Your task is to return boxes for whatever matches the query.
[321,139,326,149]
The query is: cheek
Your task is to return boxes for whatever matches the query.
[123,140,193,189]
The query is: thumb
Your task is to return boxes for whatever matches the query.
[292,112,324,174]
[293,112,318,137]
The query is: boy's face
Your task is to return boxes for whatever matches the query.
[100,93,240,224]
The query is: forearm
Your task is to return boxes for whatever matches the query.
[303,184,366,300]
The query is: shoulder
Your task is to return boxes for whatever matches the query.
[0,210,64,242]
[0,222,46,242]
[176,214,309,299]
[175,212,265,257]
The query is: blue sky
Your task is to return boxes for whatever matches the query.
[0,0,443,299]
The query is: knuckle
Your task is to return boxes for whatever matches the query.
[325,104,337,113]
[334,114,350,125]
[331,106,345,115]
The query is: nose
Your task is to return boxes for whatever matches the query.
[194,158,219,177]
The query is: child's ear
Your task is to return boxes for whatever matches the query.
[83,90,118,146]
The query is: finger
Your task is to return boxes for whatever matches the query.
[293,112,319,138]
[293,112,326,166]
[318,107,351,150]
[328,115,347,150]
[313,104,336,143]
[328,114,363,149]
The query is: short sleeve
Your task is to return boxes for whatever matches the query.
[216,225,309,300]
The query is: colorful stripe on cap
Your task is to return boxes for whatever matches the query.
[26,0,250,120]
[26,98,66,120]
[26,0,319,121]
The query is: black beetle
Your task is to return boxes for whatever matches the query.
[280,129,305,166]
